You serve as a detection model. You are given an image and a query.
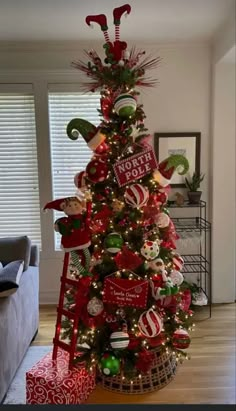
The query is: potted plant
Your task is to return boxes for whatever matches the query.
[185,172,205,204]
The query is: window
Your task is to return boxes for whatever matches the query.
[0,91,41,245]
[48,90,100,249]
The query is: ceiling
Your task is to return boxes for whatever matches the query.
[0,0,234,43]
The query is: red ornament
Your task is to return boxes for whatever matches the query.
[95,141,109,154]
[114,246,143,270]
[147,331,166,348]
[86,157,108,183]
[138,308,163,338]
[172,252,184,271]
[124,184,149,208]
[179,289,191,311]
[172,329,191,349]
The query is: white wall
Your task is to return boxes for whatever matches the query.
[0,42,211,303]
[212,62,235,303]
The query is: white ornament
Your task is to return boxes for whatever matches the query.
[124,184,149,208]
[110,331,130,349]
[148,258,165,272]
[156,212,170,228]
[141,240,160,261]
[87,297,104,316]
[169,270,184,286]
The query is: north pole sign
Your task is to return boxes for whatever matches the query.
[113,146,158,187]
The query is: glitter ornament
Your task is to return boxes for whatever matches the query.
[100,352,120,376]
[169,270,184,286]
[104,233,124,253]
[138,308,163,338]
[172,329,191,349]
[124,184,149,208]
[110,331,130,349]
[141,240,160,261]
[87,297,104,316]
[114,94,137,118]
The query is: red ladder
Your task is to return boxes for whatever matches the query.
[52,252,82,369]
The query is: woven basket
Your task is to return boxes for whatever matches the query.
[97,348,177,394]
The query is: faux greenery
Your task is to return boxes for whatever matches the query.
[185,172,205,192]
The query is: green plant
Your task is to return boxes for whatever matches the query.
[185,172,205,192]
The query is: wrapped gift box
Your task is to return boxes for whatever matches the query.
[26,348,96,404]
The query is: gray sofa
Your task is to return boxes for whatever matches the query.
[0,236,39,403]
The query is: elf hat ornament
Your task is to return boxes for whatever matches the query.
[74,170,87,189]
[153,154,189,187]
[44,195,84,212]
[67,118,106,151]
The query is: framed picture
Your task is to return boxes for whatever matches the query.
[154,132,201,187]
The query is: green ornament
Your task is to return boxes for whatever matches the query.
[104,233,124,253]
[114,94,137,119]
[100,352,120,376]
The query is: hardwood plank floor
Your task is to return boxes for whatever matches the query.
[32,303,236,404]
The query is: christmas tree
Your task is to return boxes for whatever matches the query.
[45,4,194,389]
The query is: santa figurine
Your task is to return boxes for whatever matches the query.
[44,195,92,276]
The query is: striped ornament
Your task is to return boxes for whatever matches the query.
[138,308,163,338]
[172,329,191,349]
[172,253,184,271]
[114,94,137,118]
[110,331,130,349]
[124,184,149,208]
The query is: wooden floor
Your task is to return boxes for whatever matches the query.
[33,303,236,404]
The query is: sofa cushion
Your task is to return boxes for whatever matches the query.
[0,260,24,297]
[0,236,31,271]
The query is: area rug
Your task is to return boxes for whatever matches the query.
[3,345,52,404]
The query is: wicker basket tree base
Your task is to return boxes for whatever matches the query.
[97,348,177,394]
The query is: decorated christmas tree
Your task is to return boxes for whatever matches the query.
[44,4,194,392]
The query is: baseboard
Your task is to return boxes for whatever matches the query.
[39,290,59,305]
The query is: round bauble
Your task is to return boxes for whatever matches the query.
[110,331,130,350]
[86,157,108,183]
[87,297,104,316]
[172,329,191,349]
[114,94,137,118]
[156,212,170,228]
[169,270,184,286]
[100,352,120,376]
[124,184,149,208]
[171,252,184,271]
[147,331,166,348]
[138,308,163,338]
[104,233,124,253]
[141,240,160,261]
[148,258,165,272]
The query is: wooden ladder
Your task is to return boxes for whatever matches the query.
[52,252,82,369]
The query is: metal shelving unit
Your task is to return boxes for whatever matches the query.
[168,200,212,318]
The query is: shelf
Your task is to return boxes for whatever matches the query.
[172,217,211,232]
[181,254,210,274]
[168,200,206,208]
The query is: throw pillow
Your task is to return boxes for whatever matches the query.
[0,236,31,271]
[0,260,24,297]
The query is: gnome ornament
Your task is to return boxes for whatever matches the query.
[153,154,189,187]
[44,196,92,276]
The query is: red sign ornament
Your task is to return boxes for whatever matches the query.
[103,277,148,308]
[113,146,158,187]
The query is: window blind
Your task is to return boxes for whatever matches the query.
[0,93,41,245]
[48,92,100,249]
